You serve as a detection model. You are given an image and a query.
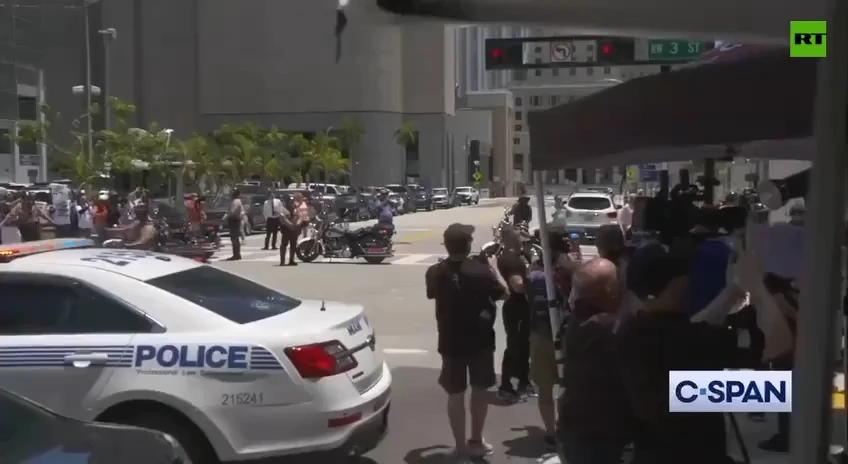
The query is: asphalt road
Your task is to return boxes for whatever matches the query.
[212,198,839,464]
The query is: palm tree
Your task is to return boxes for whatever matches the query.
[317,147,351,184]
[393,120,416,185]
[310,130,341,185]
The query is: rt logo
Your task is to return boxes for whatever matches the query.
[790,20,826,58]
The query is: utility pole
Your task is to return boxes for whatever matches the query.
[83,0,94,162]
[98,28,117,130]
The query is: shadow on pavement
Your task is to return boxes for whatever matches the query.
[364,366,551,464]
[502,426,549,458]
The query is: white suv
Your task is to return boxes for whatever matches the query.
[452,186,479,205]
[563,192,620,240]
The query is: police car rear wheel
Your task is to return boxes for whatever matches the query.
[116,409,218,464]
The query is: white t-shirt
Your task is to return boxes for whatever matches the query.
[263,198,282,219]
[619,205,634,231]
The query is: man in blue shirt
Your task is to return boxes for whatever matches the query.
[376,193,394,231]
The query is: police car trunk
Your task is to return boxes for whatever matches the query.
[0,239,389,459]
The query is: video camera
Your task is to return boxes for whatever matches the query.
[630,168,770,367]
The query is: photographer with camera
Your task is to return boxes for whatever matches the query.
[425,224,509,460]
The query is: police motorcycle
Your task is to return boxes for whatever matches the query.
[480,207,543,263]
[480,206,513,257]
[102,208,217,263]
[295,210,395,264]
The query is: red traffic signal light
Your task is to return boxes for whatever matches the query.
[601,44,612,55]
[491,48,502,59]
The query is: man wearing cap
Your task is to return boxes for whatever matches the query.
[425,223,509,461]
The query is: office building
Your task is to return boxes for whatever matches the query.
[0,2,49,183]
[4,0,487,189]
[508,31,664,188]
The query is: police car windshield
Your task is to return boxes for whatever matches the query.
[146,267,301,323]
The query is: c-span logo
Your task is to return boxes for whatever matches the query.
[670,371,792,413]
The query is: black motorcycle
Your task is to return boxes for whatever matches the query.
[102,216,217,263]
[295,214,395,264]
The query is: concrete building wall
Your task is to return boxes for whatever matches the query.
[56,0,462,190]
[199,0,403,116]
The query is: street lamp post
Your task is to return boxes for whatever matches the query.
[98,28,117,130]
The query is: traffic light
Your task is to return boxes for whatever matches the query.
[485,39,524,70]
[595,38,635,65]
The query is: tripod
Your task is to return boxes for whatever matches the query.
[727,413,751,464]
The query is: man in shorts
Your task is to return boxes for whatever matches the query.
[426,223,509,461]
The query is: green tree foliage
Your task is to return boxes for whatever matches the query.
[8,100,163,192]
[8,98,358,196]
[210,122,289,184]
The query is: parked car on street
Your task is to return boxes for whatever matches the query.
[204,194,266,235]
[334,187,372,221]
[431,187,452,209]
[407,184,433,211]
[452,186,480,205]
[384,184,416,213]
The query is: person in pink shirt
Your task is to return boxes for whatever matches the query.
[293,193,310,237]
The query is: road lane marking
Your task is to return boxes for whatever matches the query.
[396,230,441,243]
[382,348,429,355]
[390,254,433,265]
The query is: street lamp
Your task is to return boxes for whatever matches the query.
[72,85,100,96]
[129,128,180,202]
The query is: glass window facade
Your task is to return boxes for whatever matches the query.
[1,2,51,183]
[1,3,46,122]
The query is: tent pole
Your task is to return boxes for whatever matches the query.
[533,170,564,385]
[790,0,848,462]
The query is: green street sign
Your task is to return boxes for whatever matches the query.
[648,39,709,61]
[472,171,482,183]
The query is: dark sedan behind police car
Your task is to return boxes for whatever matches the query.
[0,388,188,464]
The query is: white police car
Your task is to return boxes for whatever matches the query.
[0,239,392,463]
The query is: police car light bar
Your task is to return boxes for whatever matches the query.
[0,238,95,262]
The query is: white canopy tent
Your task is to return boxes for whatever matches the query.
[370,1,846,464]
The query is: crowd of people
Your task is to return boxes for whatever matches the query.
[0,186,172,249]
[426,201,798,464]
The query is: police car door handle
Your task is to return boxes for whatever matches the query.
[64,353,111,366]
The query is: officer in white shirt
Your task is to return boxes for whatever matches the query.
[262,190,283,250]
